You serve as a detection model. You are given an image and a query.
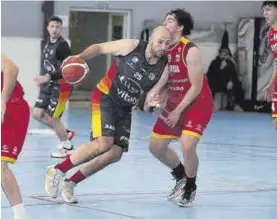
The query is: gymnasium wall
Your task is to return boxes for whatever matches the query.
[2,1,42,105]
[2,1,263,105]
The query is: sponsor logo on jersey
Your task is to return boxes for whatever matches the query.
[132,56,139,63]
[175,54,180,62]
[117,88,138,105]
[169,65,180,73]
[104,124,115,130]
[119,76,141,94]
[148,73,155,80]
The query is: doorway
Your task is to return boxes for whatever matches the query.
[68,8,131,101]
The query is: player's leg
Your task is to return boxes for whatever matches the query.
[59,105,131,203]
[273,118,277,129]
[1,100,30,219]
[32,83,52,126]
[272,83,277,129]
[60,145,123,203]
[178,95,213,207]
[44,88,116,198]
[149,108,186,199]
[178,134,199,207]
[45,82,74,158]
[1,161,28,219]
[32,83,74,142]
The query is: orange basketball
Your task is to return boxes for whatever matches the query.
[61,56,89,84]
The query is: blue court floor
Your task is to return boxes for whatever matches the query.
[1,107,277,219]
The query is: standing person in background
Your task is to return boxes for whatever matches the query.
[32,16,75,158]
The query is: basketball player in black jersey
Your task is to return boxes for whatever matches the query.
[33,16,75,158]
[44,26,172,203]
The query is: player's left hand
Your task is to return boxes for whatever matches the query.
[165,109,181,128]
[35,74,50,86]
[146,93,161,107]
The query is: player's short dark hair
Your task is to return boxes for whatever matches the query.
[47,16,63,25]
[167,8,194,35]
[262,1,277,8]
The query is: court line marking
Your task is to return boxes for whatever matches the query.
[28,195,144,219]
[2,188,276,208]
[27,128,277,150]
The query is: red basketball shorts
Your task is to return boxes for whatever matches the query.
[152,94,213,139]
[1,99,30,164]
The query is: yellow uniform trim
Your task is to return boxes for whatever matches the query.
[180,37,190,45]
[1,156,16,164]
[151,132,178,139]
[52,103,66,119]
[91,103,102,137]
[273,114,277,118]
[97,81,109,95]
[182,130,201,139]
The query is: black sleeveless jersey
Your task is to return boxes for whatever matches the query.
[96,40,168,108]
[41,36,71,83]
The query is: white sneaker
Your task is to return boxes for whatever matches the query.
[168,177,186,200]
[60,180,78,203]
[45,165,65,198]
[51,144,74,158]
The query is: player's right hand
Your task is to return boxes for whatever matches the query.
[263,84,274,101]
[61,55,82,69]
[61,56,73,69]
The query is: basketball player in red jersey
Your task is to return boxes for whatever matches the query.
[262,1,277,129]
[1,54,30,219]
[147,9,214,207]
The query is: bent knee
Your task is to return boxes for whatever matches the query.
[109,146,123,163]
[149,138,169,155]
[96,136,114,153]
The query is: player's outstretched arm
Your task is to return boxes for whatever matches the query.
[263,64,277,101]
[175,47,204,113]
[78,39,139,60]
[1,54,19,104]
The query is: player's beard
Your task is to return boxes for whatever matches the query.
[155,50,164,58]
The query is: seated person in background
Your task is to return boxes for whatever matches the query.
[206,47,244,112]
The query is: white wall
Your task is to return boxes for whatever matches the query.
[55,1,263,40]
[1,37,41,105]
[54,1,261,71]
[1,1,263,104]
[2,1,42,38]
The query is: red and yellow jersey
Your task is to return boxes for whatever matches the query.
[268,27,277,64]
[1,72,24,102]
[166,37,212,109]
[268,27,277,90]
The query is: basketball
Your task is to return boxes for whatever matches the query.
[61,56,89,84]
